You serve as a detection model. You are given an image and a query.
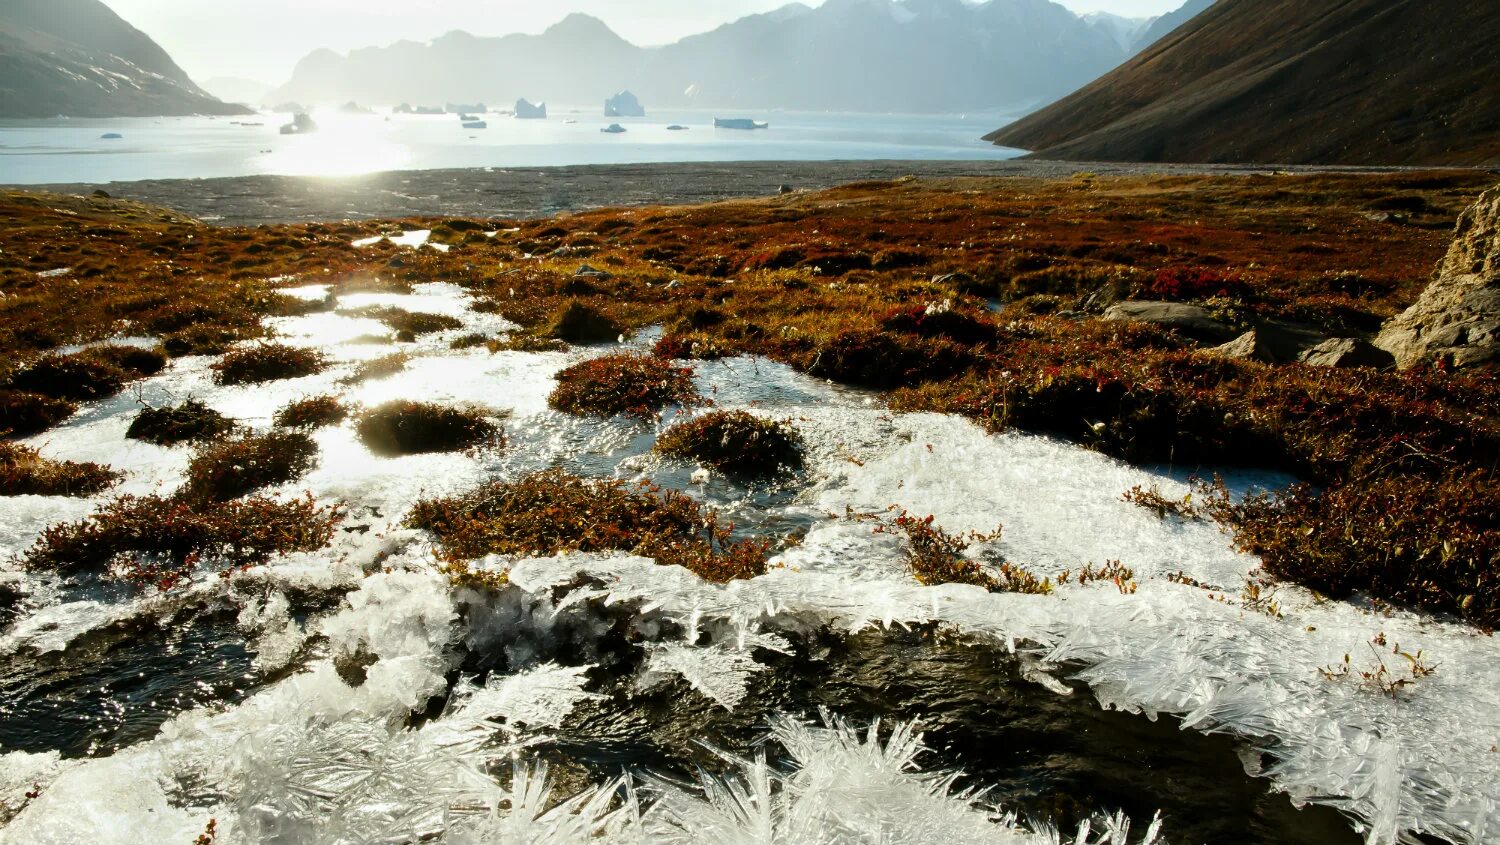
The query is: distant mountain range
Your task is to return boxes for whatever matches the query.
[0,0,249,118]
[267,0,1199,115]
[986,0,1500,165]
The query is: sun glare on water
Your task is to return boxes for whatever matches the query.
[259,113,410,177]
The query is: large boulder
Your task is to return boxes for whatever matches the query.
[1101,301,1237,344]
[1298,338,1396,369]
[1377,185,1500,369]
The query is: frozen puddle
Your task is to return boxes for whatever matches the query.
[0,283,1497,845]
[351,229,450,252]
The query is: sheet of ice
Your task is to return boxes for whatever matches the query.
[3,285,1497,845]
[351,230,449,252]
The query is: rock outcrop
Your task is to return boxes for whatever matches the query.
[1101,301,1236,344]
[1377,186,1500,369]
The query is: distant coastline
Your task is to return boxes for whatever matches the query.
[13,159,1470,226]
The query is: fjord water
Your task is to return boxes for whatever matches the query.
[0,109,1022,185]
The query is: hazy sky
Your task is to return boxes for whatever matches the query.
[105,0,1185,85]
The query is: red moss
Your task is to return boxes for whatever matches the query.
[407,469,769,583]
[549,353,698,419]
[23,493,341,589]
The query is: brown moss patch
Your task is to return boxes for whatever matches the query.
[548,300,624,344]
[549,353,698,419]
[0,391,76,438]
[0,441,119,497]
[274,395,350,430]
[3,347,162,402]
[125,400,236,447]
[356,401,502,456]
[341,305,464,336]
[340,352,410,385]
[23,493,340,589]
[407,469,769,582]
[656,411,804,478]
[180,430,320,503]
[211,344,328,386]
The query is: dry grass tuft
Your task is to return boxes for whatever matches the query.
[274,395,350,430]
[356,400,502,456]
[180,430,320,503]
[407,469,770,583]
[656,410,804,477]
[23,493,340,589]
[0,441,119,497]
[212,343,327,386]
[126,400,235,447]
[0,391,76,438]
[549,353,698,419]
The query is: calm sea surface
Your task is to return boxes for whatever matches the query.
[0,108,1024,185]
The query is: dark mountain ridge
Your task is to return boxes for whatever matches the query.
[986,0,1500,166]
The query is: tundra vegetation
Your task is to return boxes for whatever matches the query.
[355,400,503,456]
[655,410,805,477]
[0,174,1495,621]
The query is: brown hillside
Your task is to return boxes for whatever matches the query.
[986,0,1500,166]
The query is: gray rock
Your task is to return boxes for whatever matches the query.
[1253,319,1331,363]
[1212,330,1275,362]
[1298,338,1396,369]
[1377,184,1500,369]
[1101,300,1237,344]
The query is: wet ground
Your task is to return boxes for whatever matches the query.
[14,159,1466,225]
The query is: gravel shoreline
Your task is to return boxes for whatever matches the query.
[12,158,1472,226]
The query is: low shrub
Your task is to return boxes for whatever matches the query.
[23,493,341,589]
[1205,472,1500,627]
[180,430,320,502]
[342,305,463,336]
[274,395,349,429]
[0,441,119,497]
[407,469,769,582]
[163,325,261,357]
[489,334,568,353]
[548,300,623,344]
[878,303,996,345]
[548,353,698,419]
[212,343,327,385]
[356,401,502,456]
[0,390,76,438]
[868,508,1051,594]
[6,354,125,401]
[340,352,409,385]
[126,400,235,446]
[449,333,492,350]
[85,345,168,378]
[656,411,804,477]
[806,330,974,390]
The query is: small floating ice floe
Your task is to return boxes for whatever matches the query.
[35,267,73,278]
[462,120,487,130]
[714,118,769,130]
[600,123,627,134]
[99,133,122,140]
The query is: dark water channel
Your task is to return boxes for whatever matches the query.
[541,628,1362,845]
